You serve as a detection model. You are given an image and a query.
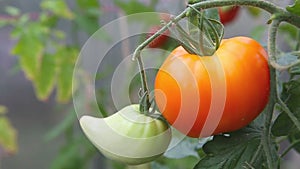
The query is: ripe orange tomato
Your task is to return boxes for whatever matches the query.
[155,37,270,138]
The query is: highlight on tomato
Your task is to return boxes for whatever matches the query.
[79,104,172,165]
[155,36,270,138]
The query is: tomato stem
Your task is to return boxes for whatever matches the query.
[261,19,281,169]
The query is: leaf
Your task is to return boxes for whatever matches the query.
[114,0,154,15]
[247,7,261,17]
[250,25,266,42]
[279,24,298,40]
[272,112,293,137]
[74,14,99,35]
[194,120,273,169]
[76,0,99,10]
[56,47,78,103]
[0,106,7,115]
[0,117,18,155]
[11,23,46,80]
[286,0,300,16]
[164,134,200,159]
[74,0,101,35]
[34,53,57,101]
[41,0,74,19]
[5,6,20,16]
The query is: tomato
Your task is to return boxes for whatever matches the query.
[80,104,172,165]
[218,6,240,25]
[155,36,270,138]
[147,26,170,48]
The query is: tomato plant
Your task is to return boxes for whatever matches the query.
[80,104,172,165]
[154,36,270,138]
[218,6,240,25]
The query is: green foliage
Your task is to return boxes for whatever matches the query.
[0,106,18,155]
[194,115,277,169]
[286,0,300,16]
[41,0,73,19]
[114,0,155,15]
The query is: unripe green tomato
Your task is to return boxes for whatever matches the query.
[79,104,172,165]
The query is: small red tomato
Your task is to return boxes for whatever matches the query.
[218,6,240,25]
[147,26,170,48]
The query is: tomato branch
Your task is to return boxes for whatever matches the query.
[261,19,281,169]
[189,0,300,28]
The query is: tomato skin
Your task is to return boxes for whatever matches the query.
[155,37,270,138]
[218,6,240,25]
[147,26,170,48]
[80,104,172,165]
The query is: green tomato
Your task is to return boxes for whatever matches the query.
[79,104,172,165]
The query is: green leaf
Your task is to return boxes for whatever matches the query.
[5,6,20,16]
[11,23,46,80]
[194,122,272,169]
[164,134,200,159]
[272,112,293,137]
[0,117,18,155]
[76,0,99,9]
[41,0,74,19]
[74,14,99,35]
[153,156,199,169]
[286,0,300,16]
[247,7,261,17]
[56,47,78,103]
[0,105,8,115]
[34,53,57,101]
[250,25,266,42]
[114,0,154,15]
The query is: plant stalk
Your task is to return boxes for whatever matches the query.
[261,19,281,169]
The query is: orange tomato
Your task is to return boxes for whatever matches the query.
[155,36,270,138]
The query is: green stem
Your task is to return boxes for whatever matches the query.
[260,19,281,169]
[190,0,300,28]
[249,144,263,166]
[136,52,151,112]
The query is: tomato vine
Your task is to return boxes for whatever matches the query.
[133,0,300,168]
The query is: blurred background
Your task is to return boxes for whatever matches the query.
[0,0,299,169]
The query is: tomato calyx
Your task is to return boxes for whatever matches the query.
[167,4,224,57]
[138,89,169,125]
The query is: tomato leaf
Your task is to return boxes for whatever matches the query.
[114,0,154,15]
[74,0,101,35]
[0,116,18,155]
[247,7,261,17]
[56,47,78,103]
[41,0,74,19]
[272,112,293,137]
[34,53,57,101]
[0,106,8,115]
[5,6,20,16]
[194,117,274,169]
[11,23,46,80]
[164,130,201,159]
[286,0,300,16]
